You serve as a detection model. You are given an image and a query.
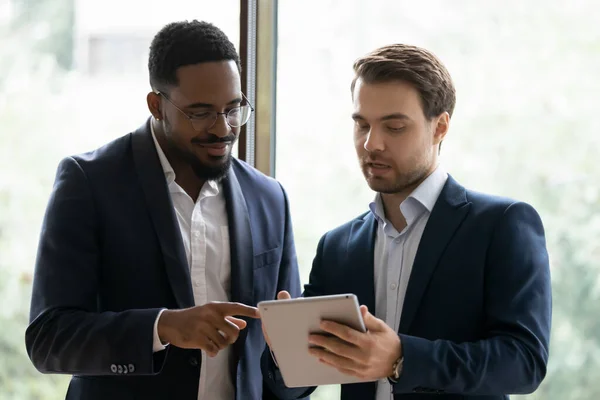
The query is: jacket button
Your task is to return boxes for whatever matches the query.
[189,356,199,367]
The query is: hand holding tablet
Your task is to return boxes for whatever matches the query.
[259,293,373,387]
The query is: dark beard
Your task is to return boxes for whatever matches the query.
[189,152,232,181]
[168,141,233,182]
[161,118,234,182]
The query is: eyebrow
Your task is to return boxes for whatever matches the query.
[185,97,243,109]
[352,112,412,122]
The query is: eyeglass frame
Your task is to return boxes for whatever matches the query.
[155,91,254,131]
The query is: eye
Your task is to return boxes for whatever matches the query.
[190,112,212,120]
[387,126,406,133]
[354,121,370,131]
[227,107,241,116]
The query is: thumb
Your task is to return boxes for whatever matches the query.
[225,316,247,330]
[360,305,383,331]
[277,290,291,300]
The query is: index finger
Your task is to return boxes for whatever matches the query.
[319,320,363,346]
[218,302,260,318]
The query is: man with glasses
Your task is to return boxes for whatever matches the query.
[25,20,304,400]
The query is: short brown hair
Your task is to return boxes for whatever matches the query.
[351,44,456,119]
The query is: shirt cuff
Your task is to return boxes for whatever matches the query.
[152,309,169,353]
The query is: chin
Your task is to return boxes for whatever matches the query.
[365,176,390,193]
[191,154,233,181]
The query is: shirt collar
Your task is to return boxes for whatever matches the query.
[409,165,448,213]
[369,165,448,226]
[150,120,220,195]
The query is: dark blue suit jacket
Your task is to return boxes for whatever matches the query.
[264,176,551,400]
[25,119,303,400]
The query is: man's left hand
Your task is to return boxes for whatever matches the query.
[308,305,402,381]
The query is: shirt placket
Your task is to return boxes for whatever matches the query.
[190,199,208,400]
[387,235,405,333]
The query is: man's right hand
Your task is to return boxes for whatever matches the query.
[261,290,292,348]
[157,302,259,357]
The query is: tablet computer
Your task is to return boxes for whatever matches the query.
[258,294,371,388]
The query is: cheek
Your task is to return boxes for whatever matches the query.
[354,132,366,152]
[166,121,195,144]
[388,136,419,166]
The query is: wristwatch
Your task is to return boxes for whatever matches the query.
[389,356,404,383]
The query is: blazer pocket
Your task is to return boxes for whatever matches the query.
[254,247,281,269]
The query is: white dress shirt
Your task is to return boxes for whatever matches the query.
[150,123,234,400]
[370,166,448,400]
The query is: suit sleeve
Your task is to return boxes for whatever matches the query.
[302,234,327,298]
[25,157,165,376]
[392,202,552,395]
[261,183,315,400]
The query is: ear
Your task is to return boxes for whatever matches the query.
[147,92,163,120]
[432,112,450,154]
[432,112,450,145]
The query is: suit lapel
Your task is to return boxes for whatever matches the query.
[342,215,378,398]
[131,120,195,309]
[222,165,254,307]
[222,165,254,364]
[347,213,377,316]
[398,175,471,333]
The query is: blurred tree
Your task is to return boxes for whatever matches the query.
[0,0,74,398]
[8,0,75,69]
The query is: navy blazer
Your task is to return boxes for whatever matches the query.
[264,176,551,400]
[25,119,303,400]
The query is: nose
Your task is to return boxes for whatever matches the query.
[208,113,231,138]
[363,128,385,153]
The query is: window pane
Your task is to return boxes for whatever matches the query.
[276,1,599,399]
[0,1,238,398]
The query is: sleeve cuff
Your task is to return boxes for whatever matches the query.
[152,309,169,353]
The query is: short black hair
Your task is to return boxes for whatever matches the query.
[148,20,241,90]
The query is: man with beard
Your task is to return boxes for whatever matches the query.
[263,44,551,400]
[26,20,304,400]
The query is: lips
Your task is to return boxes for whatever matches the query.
[368,162,390,168]
[197,142,231,157]
[198,142,229,148]
[364,159,392,177]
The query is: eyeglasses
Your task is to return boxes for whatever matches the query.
[156,91,254,131]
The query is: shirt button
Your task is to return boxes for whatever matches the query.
[193,232,201,239]
[390,283,397,290]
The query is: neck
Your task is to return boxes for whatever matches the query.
[380,164,438,231]
[175,172,205,203]
[380,192,409,232]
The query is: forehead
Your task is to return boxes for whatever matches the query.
[352,79,424,119]
[172,60,241,103]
